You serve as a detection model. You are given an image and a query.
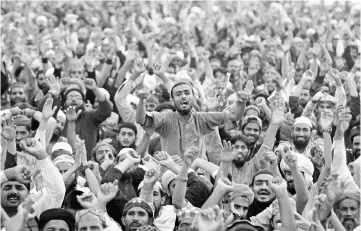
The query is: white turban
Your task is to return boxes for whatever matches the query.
[280,154,314,188]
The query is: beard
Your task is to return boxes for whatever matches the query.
[293,136,310,150]
[343,219,357,231]
[16,141,23,152]
[299,99,307,107]
[50,131,60,143]
[76,52,84,59]
[233,158,245,168]
[10,98,26,107]
[353,149,360,159]
[287,180,296,195]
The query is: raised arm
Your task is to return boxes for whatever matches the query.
[172,147,198,209]
[269,177,298,231]
[201,177,234,209]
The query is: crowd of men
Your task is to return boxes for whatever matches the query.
[0,1,360,231]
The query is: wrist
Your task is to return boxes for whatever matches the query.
[321,127,332,133]
[49,90,60,98]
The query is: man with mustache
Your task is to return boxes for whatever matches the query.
[334,189,360,231]
[0,138,65,230]
[349,126,360,160]
[240,116,262,160]
[136,81,248,160]
[9,83,27,108]
[121,198,154,231]
[61,78,112,159]
[291,116,313,156]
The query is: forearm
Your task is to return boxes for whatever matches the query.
[164,162,181,175]
[259,104,272,121]
[317,132,332,187]
[34,120,47,148]
[191,158,218,175]
[66,122,77,153]
[62,166,78,183]
[135,100,147,125]
[6,139,16,155]
[262,124,280,148]
[229,101,246,122]
[114,60,133,89]
[290,167,309,213]
[113,159,132,173]
[278,194,298,231]
[201,189,224,209]
[292,79,307,97]
[92,88,106,102]
[301,101,315,118]
[139,188,154,204]
[172,164,189,209]
[85,168,101,195]
[204,59,214,80]
[97,62,112,87]
[136,133,150,158]
[217,161,230,180]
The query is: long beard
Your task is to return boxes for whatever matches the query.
[293,136,310,150]
[233,158,245,168]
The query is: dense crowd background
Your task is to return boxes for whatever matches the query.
[0,1,360,231]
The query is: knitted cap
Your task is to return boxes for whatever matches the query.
[122,198,153,218]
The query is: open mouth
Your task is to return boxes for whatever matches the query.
[181,101,189,107]
[258,191,270,196]
[8,195,20,203]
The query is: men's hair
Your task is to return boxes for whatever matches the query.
[170,82,194,99]
[63,190,83,210]
[250,170,273,187]
[230,134,251,146]
[212,67,228,77]
[9,82,26,93]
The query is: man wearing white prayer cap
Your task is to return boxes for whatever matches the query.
[291,116,313,156]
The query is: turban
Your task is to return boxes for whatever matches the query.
[122,198,153,218]
[91,141,116,160]
[335,187,361,209]
[38,208,75,231]
[52,142,73,154]
[231,184,254,205]
[53,155,74,166]
[280,154,314,188]
[161,170,177,191]
[293,116,312,128]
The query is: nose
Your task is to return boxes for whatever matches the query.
[346,209,353,216]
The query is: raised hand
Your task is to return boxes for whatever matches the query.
[329,68,342,86]
[191,206,233,231]
[339,71,349,81]
[153,151,175,167]
[82,55,95,68]
[46,75,61,97]
[319,109,333,131]
[126,50,139,62]
[301,69,313,82]
[312,91,324,103]
[133,59,146,75]
[97,180,119,204]
[153,63,164,76]
[183,146,199,167]
[255,97,266,107]
[221,140,236,162]
[137,88,150,101]
[320,173,345,203]
[199,51,210,61]
[118,149,140,166]
[84,78,97,91]
[309,194,327,231]
[19,138,47,160]
[237,80,254,102]
[64,106,82,122]
[319,60,330,73]
[268,176,288,196]
[53,51,65,66]
[216,176,234,194]
[336,109,352,134]
[1,118,16,141]
[262,151,278,171]
[76,192,97,209]
[279,144,298,169]
[42,97,57,121]
[270,97,286,125]
[143,169,159,190]
[6,165,32,184]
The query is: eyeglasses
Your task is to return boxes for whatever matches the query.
[75,208,106,225]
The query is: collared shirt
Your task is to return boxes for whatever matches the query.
[142,110,233,159]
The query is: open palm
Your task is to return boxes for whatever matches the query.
[1,119,16,140]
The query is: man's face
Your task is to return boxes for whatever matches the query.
[241,52,250,65]
[252,174,275,203]
[70,66,85,79]
[292,124,311,149]
[118,128,136,148]
[243,123,260,144]
[210,60,221,69]
[227,60,241,75]
[215,42,229,56]
[317,102,332,113]
[75,43,85,58]
[77,213,104,231]
[56,162,75,187]
[233,140,249,167]
[337,199,360,231]
[10,87,26,104]
[150,185,162,210]
[145,102,157,112]
[265,78,276,93]
[1,181,28,208]
[78,27,89,42]
[65,91,84,109]
[283,169,296,195]
[43,220,70,231]
[299,89,310,107]
[352,135,360,158]
[95,145,114,164]
[231,197,249,219]
[172,84,194,115]
[214,71,226,81]
[122,207,151,231]
[15,126,30,147]
[37,73,48,90]
[54,116,66,135]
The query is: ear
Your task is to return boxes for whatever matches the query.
[161,195,166,205]
[121,216,125,226]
